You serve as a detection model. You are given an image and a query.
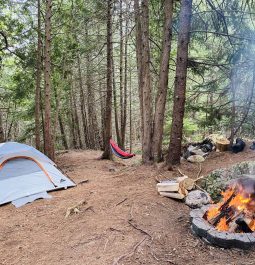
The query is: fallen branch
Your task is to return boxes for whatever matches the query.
[128,203,134,221]
[65,200,87,218]
[177,167,185,176]
[84,206,95,213]
[150,248,175,264]
[116,198,127,206]
[128,220,152,239]
[112,236,148,265]
[78,179,89,185]
[196,163,202,179]
[194,184,208,195]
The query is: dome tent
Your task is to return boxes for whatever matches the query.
[0,142,75,207]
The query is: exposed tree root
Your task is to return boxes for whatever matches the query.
[112,236,148,265]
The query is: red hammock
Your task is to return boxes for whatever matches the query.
[110,139,135,159]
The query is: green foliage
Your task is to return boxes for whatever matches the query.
[1,0,255,151]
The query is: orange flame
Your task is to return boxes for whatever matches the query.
[216,217,228,231]
[204,182,255,233]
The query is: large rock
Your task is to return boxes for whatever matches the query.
[185,190,211,208]
[198,161,255,201]
[187,155,205,163]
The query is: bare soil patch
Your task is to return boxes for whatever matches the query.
[1,147,255,265]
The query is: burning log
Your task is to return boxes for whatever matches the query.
[228,212,244,233]
[209,207,234,227]
[205,192,236,225]
[235,218,253,233]
[203,176,255,233]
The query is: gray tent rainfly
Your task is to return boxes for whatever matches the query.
[0,142,75,207]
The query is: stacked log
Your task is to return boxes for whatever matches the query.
[157,176,195,200]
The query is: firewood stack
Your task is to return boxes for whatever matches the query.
[157,176,195,199]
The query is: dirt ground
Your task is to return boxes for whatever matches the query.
[1,146,255,265]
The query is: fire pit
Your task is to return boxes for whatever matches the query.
[190,176,255,249]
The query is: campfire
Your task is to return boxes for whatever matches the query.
[203,177,255,233]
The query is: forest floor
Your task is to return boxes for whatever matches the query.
[1,146,255,265]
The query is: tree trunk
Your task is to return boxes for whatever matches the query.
[44,0,54,160]
[69,92,78,149]
[140,0,153,164]
[70,75,83,149]
[77,55,89,149]
[53,85,60,146]
[134,0,144,144]
[58,113,68,150]
[152,0,173,162]
[113,59,122,147]
[233,66,255,137]
[167,0,192,166]
[86,50,101,150]
[209,92,213,134]
[229,68,237,146]
[121,12,129,149]
[101,0,113,159]
[40,88,45,150]
[99,81,105,150]
[119,0,124,148]
[35,0,42,150]
[129,65,132,153]
[0,111,4,143]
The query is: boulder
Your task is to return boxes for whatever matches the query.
[187,155,205,163]
[185,190,211,208]
[191,149,208,157]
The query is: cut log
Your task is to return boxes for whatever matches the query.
[159,191,185,200]
[157,176,195,193]
[178,176,195,191]
[157,180,180,192]
[216,138,230,152]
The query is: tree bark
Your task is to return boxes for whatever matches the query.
[152,0,173,162]
[140,0,153,164]
[35,0,42,150]
[119,0,124,148]
[232,65,255,138]
[40,88,45,150]
[70,75,83,149]
[44,0,54,160]
[86,47,101,150]
[167,0,192,166]
[134,0,144,144]
[99,81,105,150]
[229,68,237,145]
[129,64,132,153]
[113,59,122,147]
[77,54,89,148]
[69,91,78,149]
[121,11,129,149]
[0,111,4,143]
[58,113,68,150]
[53,85,60,147]
[101,0,113,159]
